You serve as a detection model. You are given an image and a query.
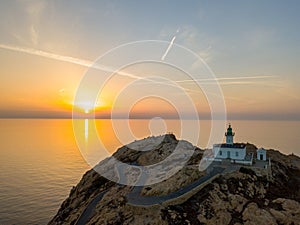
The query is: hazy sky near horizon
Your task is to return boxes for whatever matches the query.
[0,0,299,119]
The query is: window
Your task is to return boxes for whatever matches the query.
[236,151,239,157]
[219,151,222,156]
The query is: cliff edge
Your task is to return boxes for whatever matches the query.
[49,134,300,225]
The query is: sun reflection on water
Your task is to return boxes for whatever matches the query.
[84,119,88,141]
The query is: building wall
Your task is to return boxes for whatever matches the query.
[213,147,246,160]
[231,159,253,166]
[226,136,233,144]
[257,149,267,161]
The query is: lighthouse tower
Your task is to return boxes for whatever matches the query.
[225,124,235,145]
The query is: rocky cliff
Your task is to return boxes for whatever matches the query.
[49,134,300,225]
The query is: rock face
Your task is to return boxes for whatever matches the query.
[49,134,300,225]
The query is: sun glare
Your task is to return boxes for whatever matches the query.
[72,99,108,114]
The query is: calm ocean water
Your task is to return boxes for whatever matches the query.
[0,119,299,224]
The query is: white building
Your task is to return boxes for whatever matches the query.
[212,124,252,165]
[213,143,246,160]
[257,148,267,161]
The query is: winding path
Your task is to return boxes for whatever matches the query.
[75,163,129,225]
[75,191,107,225]
[75,164,229,224]
[126,166,225,206]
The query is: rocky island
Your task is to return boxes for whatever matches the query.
[49,134,300,225]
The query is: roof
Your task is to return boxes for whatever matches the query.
[213,143,246,149]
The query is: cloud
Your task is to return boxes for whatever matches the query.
[197,45,212,62]
[23,0,47,18]
[30,25,38,45]
[160,25,214,62]
[245,27,276,49]
[19,0,47,45]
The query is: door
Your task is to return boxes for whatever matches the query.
[260,154,263,160]
[227,151,231,158]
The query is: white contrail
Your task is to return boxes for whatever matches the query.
[0,43,277,94]
[0,43,141,80]
[196,81,256,85]
[0,43,203,94]
[0,44,92,66]
[161,36,176,61]
[161,29,179,61]
[175,75,276,83]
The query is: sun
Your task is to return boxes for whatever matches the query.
[74,99,108,114]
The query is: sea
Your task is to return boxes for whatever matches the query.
[0,119,299,224]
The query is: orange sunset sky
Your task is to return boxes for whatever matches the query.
[0,1,299,120]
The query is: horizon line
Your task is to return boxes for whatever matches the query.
[0,116,299,121]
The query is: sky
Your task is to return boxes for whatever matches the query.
[0,0,299,120]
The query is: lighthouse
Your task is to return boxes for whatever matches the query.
[225,124,235,145]
[210,123,253,165]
